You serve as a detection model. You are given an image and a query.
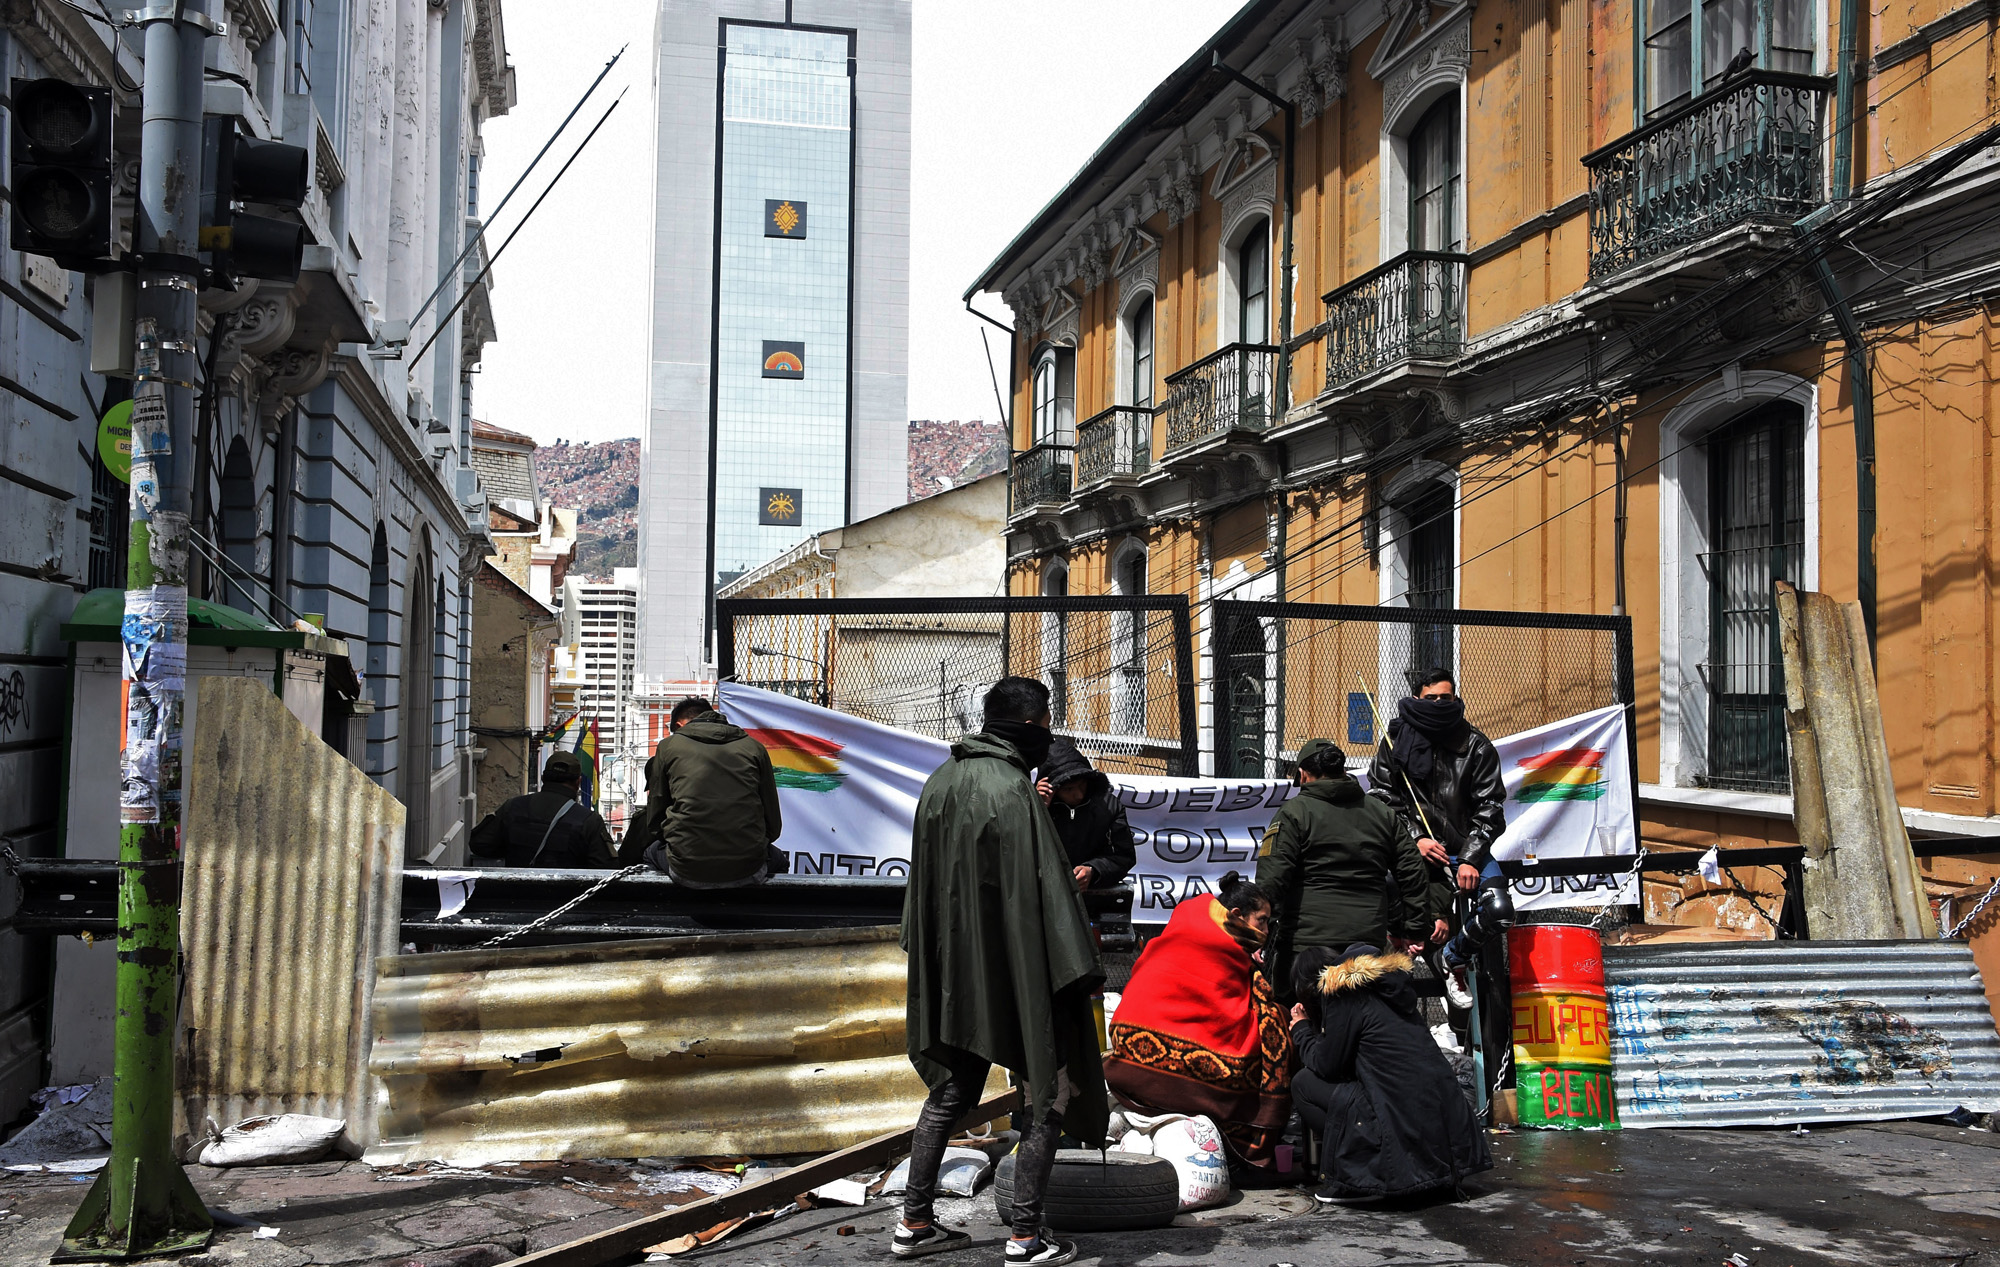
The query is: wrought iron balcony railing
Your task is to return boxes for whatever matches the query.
[1322,251,1468,390]
[1160,343,1278,454]
[1075,406,1153,488]
[1008,441,1073,516]
[1584,70,1832,280]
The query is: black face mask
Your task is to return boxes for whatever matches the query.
[987,718,1053,772]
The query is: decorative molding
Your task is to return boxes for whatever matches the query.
[230,295,298,360]
[1219,163,1278,243]
[223,0,277,50]
[1041,286,1081,348]
[1115,250,1160,306]
[1315,42,1352,104]
[1109,225,1160,277]
[7,0,116,85]
[1368,0,1474,118]
[1209,130,1277,203]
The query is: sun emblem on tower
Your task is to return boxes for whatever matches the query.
[772,201,801,235]
[765,491,797,521]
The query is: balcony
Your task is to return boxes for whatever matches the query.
[1008,441,1073,518]
[1584,71,1832,280]
[1160,343,1278,454]
[1075,406,1153,489]
[1322,251,1468,392]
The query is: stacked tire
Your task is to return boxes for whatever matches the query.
[992,1149,1179,1231]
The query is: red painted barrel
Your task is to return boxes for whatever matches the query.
[1508,924,1607,994]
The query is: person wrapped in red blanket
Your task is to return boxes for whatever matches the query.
[1103,874,1291,1173]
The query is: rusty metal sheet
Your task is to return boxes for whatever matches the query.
[365,926,998,1164]
[179,675,406,1154]
[1606,940,2000,1127]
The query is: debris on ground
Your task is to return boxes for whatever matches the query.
[196,1114,346,1167]
[0,1082,111,1171]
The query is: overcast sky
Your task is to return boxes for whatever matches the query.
[473,0,1243,447]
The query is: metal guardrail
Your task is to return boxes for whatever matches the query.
[1008,440,1073,515]
[1321,250,1468,389]
[1075,405,1152,487]
[1160,342,1277,452]
[1583,70,1832,279]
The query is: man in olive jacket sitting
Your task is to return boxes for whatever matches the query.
[640,702,783,888]
[1255,739,1441,1002]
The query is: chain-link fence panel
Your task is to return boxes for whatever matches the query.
[1211,600,1634,780]
[717,597,1198,775]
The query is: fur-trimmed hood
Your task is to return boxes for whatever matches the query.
[1318,950,1415,995]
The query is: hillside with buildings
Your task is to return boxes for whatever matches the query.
[534,438,640,579]
[908,419,1005,501]
[533,422,1005,580]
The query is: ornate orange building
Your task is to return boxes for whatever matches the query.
[969,0,2000,911]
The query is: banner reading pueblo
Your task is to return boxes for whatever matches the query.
[714,685,1637,921]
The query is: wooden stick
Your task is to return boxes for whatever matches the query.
[508,1087,1024,1267]
[1354,674,1438,840]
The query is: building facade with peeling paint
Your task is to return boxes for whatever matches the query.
[970,0,2000,928]
[0,1,513,1119]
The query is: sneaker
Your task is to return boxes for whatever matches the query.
[1003,1234,1079,1265]
[1314,1182,1383,1208]
[890,1222,971,1257]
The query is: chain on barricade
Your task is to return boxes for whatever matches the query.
[0,842,23,878]
[475,864,650,949]
[1942,871,2000,941]
[1588,848,1648,932]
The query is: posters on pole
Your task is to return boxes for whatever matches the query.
[715,684,1637,921]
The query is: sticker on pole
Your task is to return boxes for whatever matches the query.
[98,399,133,484]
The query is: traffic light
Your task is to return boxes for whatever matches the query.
[9,78,113,262]
[199,117,310,283]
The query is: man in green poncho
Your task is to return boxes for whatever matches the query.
[895,676,1107,1266]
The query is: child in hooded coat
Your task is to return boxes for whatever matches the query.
[1288,942,1493,1203]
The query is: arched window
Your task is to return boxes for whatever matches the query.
[1237,225,1270,345]
[1111,543,1147,735]
[218,438,258,613]
[366,525,392,777]
[400,540,436,856]
[433,575,451,766]
[1040,560,1069,727]
[1408,95,1462,254]
[1125,296,1155,409]
[1031,346,1075,446]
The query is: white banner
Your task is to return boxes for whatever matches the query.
[715,685,1636,921]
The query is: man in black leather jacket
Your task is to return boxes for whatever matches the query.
[1034,739,1137,890]
[1365,669,1507,921]
[1366,669,1510,1087]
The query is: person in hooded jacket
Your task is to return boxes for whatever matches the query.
[1255,739,1441,1003]
[895,675,1107,1266]
[1034,738,1136,890]
[639,701,784,888]
[1287,942,1492,1205]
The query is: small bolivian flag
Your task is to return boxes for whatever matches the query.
[745,727,847,792]
[1513,746,1609,802]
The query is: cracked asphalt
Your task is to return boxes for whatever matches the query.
[0,1121,1993,1266]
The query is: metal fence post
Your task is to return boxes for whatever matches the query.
[59,3,215,1259]
[1171,596,1198,778]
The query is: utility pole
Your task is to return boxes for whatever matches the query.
[59,1,216,1259]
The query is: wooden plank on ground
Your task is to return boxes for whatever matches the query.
[509,1087,1023,1267]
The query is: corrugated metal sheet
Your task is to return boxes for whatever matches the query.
[365,926,995,1165]
[1606,940,2000,1127]
[179,675,406,1154]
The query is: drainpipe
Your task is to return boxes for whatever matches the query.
[1800,0,1874,660]
[1213,54,1296,416]
[964,296,1016,436]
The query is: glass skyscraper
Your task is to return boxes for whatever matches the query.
[641,2,910,680]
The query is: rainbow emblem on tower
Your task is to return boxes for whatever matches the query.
[745,728,847,793]
[1513,746,1609,802]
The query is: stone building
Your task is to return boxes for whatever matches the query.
[970,0,2000,882]
[0,0,512,1117]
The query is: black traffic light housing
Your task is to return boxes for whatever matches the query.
[200,116,310,283]
[9,78,113,262]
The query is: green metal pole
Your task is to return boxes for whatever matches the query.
[59,2,213,1259]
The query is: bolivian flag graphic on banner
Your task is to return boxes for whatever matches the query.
[745,728,847,792]
[1513,746,1610,803]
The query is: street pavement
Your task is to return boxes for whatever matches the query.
[0,1122,1993,1266]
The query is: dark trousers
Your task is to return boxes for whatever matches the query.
[903,1051,1065,1239]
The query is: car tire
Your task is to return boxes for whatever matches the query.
[991,1148,1180,1232]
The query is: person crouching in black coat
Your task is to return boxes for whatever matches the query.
[1035,739,1137,891]
[1288,943,1491,1206]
